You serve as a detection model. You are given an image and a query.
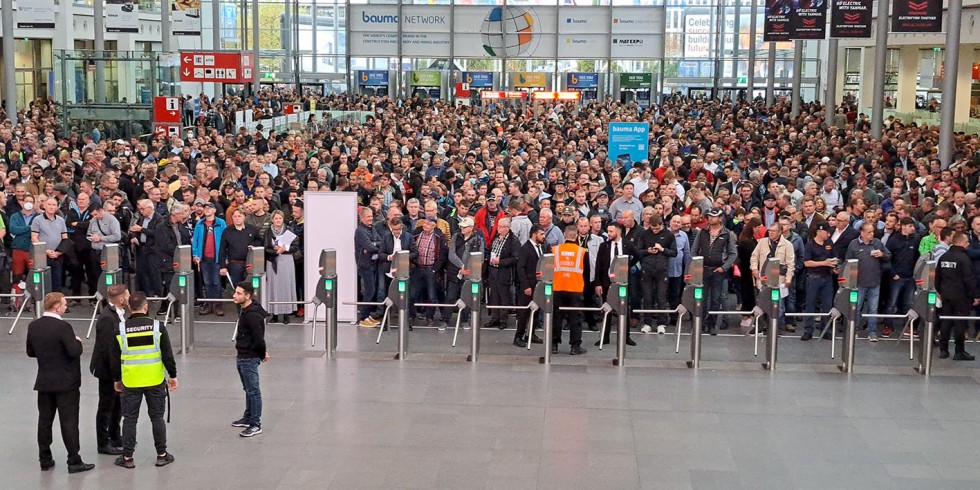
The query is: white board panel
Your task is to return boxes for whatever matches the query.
[304,192,359,323]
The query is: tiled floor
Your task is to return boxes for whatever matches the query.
[3,305,980,489]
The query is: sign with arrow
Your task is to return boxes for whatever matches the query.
[179,51,255,83]
[153,96,182,124]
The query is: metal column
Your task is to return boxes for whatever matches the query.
[791,41,803,116]
[212,0,221,50]
[870,0,889,140]
[825,38,839,109]
[1,0,16,124]
[747,0,758,98]
[251,0,260,94]
[938,0,963,169]
[95,0,106,103]
[765,42,775,105]
[162,0,172,54]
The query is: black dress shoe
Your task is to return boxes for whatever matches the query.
[551,345,559,355]
[587,324,599,332]
[497,322,507,330]
[98,445,125,455]
[800,332,813,341]
[570,346,588,355]
[594,339,609,347]
[40,462,54,471]
[954,351,976,361]
[513,338,527,348]
[626,338,636,346]
[530,335,543,344]
[939,350,950,359]
[271,314,279,323]
[68,462,95,474]
[821,330,833,340]
[282,315,290,325]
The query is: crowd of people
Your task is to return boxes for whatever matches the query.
[4,88,980,360]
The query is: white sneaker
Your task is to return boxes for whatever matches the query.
[640,324,653,334]
[656,325,666,334]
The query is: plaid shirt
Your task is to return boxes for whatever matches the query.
[416,230,437,266]
[490,232,509,259]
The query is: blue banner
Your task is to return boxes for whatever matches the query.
[358,70,389,86]
[608,122,650,171]
[566,72,599,89]
[462,71,494,88]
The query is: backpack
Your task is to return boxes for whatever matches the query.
[913,245,947,281]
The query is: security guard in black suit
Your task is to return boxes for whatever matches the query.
[935,232,979,360]
[26,292,95,474]
[90,284,129,455]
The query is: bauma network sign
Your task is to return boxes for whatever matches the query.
[349,5,664,59]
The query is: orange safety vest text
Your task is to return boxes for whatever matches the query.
[553,243,585,292]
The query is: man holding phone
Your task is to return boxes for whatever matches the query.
[844,223,892,342]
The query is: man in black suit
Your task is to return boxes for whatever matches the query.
[129,199,168,299]
[485,218,520,328]
[514,225,549,347]
[154,203,192,315]
[90,284,129,455]
[26,292,95,474]
[595,222,637,346]
[829,211,859,262]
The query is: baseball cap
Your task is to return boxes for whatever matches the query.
[815,221,832,232]
[763,192,775,201]
[561,207,575,216]
[204,202,217,209]
[459,217,474,228]
[194,198,207,206]
[706,209,724,218]
[486,194,497,201]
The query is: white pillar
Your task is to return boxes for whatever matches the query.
[859,46,876,112]
[895,46,918,114]
[953,48,974,125]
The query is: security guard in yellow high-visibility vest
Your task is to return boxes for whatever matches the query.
[552,225,591,355]
[110,292,178,469]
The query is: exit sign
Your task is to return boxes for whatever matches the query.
[737,77,747,84]
[262,72,276,79]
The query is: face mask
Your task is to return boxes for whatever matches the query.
[23,202,33,211]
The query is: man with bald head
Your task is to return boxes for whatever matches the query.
[830,211,859,263]
[66,193,98,301]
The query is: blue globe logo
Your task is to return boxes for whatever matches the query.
[481,7,540,58]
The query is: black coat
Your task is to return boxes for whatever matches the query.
[156,219,193,263]
[595,239,635,293]
[831,226,859,262]
[26,315,83,392]
[133,212,169,258]
[517,240,551,292]
[487,233,520,284]
[936,246,979,305]
[378,230,417,274]
[90,305,125,380]
[264,226,300,274]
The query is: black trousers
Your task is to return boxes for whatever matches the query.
[939,301,971,353]
[515,288,535,341]
[487,267,513,323]
[95,377,122,448]
[121,382,168,457]
[641,269,670,327]
[37,389,82,466]
[553,291,584,347]
[69,248,100,297]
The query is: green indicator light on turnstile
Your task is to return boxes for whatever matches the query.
[849,290,858,304]
[178,276,186,288]
[694,287,703,301]
[471,283,479,294]
[33,272,40,283]
[928,292,937,305]
[544,284,552,296]
[106,275,114,286]
[771,289,780,302]
[252,277,260,289]
[398,281,406,293]
[325,279,334,291]
[618,285,627,298]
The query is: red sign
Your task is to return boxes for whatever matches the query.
[153,96,181,124]
[153,124,181,138]
[479,91,528,100]
[283,104,302,115]
[179,51,255,83]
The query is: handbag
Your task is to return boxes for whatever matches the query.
[732,264,741,278]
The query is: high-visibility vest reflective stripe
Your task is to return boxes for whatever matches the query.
[117,320,166,388]
[553,243,585,292]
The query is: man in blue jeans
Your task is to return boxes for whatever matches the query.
[192,201,227,316]
[232,281,268,437]
[802,222,836,340]
[845,223,891,342]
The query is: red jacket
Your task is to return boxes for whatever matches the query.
[473,206,505,244]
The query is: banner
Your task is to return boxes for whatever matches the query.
[357,70,389,86]
[15,0,56,29]
[410,71,441,86]
[462,72,494,88]
[567,73,599,89]
[791,1,827,39]
[172,0,202,36]
[608,122,650,171]
[620,73,652,89]
[763,0,793,41]
[892,0,942,33]
[831,0,873,38]
[106,0,139,33]
[514,72,547,88]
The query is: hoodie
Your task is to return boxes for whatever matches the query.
[235,302,268,359]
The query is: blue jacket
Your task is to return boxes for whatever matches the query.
[192,217,228,264]
[9,211,36,251]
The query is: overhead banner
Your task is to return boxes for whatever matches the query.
[620,73,652,89]
[608,122,650,171]
[514,72,547,88]
[763,0,792,41]
[892,0,942,33]
[792,1,827,39]
[15,0,56,29]
[358,70,389,86]
[106,0,139,33]
[172,0,203,36]
[462,72,494,88]
[830,0,873,38]
[410,71,441,86]
[567,73,599,89]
